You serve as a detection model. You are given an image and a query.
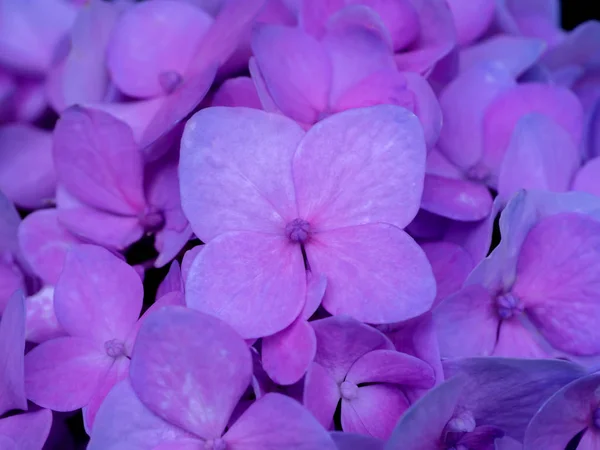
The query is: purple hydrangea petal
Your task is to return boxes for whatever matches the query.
[303,362,341,429]
[25,286,66,344]
[88,379,188,450]
[156,261,184,299]
[330,431,385,450]
[53,107,147,216]
[251,24,331,124]
[129,306,252,439]
[180,107,303,241]
[181,245,203,283]
[573,157,600,197]
[0,290,27,415]
[108,0,213,98]
[495,0,564,46]
[54,244,143,342]
[210,77,262,109]
[223,393,336,449]
[403,72,442,149]
[18,209,80,285]
[262,317,317,386]
[185,231,306,338]
[524,373,600,449]
[498,113,579,203]
[512,212,600,355]
[493,317,552,359]
[0,124,55,209]
[0,409,53,450]
[24,336,110,411]
[293,105,426,231]
[446,0,495,46]
[341,383,410,439]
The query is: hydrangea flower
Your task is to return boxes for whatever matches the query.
[434,190,600,359]
[0,409,53,450]
[303,315,436,439]
[180,105,435,338]
[53,106,192,265]
[24,244,145,429]
[89,306,337,449]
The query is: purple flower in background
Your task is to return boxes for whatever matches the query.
[303,315,436,439]
[435,190,600,360]
[180,105,435,338]
[524,371,600,449]
[53,106,192,266]
[24,244,144,429]
[89,306,337,449]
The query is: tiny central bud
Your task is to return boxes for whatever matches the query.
[496,292,524,320]
[139,208,165,233]
[593,407,600,429]
[340,381,359,401]
[204,438,227,450]
[104,339,126,359]
[285,218,311,243]
[159,71,182,94]
[446,411,476,434]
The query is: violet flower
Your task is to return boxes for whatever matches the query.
[89,306,337,449]
[434,190,600,359]
[303,315,436,439]
[180,105,435,338]
[0,409,52,450]
[53,106,193,266]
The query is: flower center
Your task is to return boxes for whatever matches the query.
[104,339,126,359]
[159,70,182,94]
[446,410,476,434]
[495,292,524,320]
[139,208,165,233]
[285,218,311,243]
[340,381,359,401]
[593,407,600,429]
[204,438,227,450]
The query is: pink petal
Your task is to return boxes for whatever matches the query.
[25,286,66,344]
[57,0,121,109]
[180,107,303,241]
[18,209,80,285]
[83,357,130,432]
[433,284,499,358]
[211,77,262,109]
[130,306,252,439]
[0,291,27,415]
[53,107,146,216]
[341,384,410,439]
[107,0,213,98]
[446,0,495,45]
[460,35,546,77]
[0,124,55,209]
[573,157,600,197]
[0,409,53,450]
[311,315,393,383]
[512,212,600,355]
[421,241,475,305]
[437,63,516,171]
[225,393,336,449]
[524,371,599,450]
[303,362,341,429]
[262,317,316,385]
[251,24,331,124]
[293,105,426,230]
[481,83,584,182]
[421,174,493,221]
[88,380,188,450]
[302,271,327,319]
[346,349,435,389]
[57,205,144,250]
[54,244,143,342]
[308,223,435,324]
[386,377,463,449]
[24,336,111,411]
[185,232,306,338]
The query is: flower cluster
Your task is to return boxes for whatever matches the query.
[1,0,599,449]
